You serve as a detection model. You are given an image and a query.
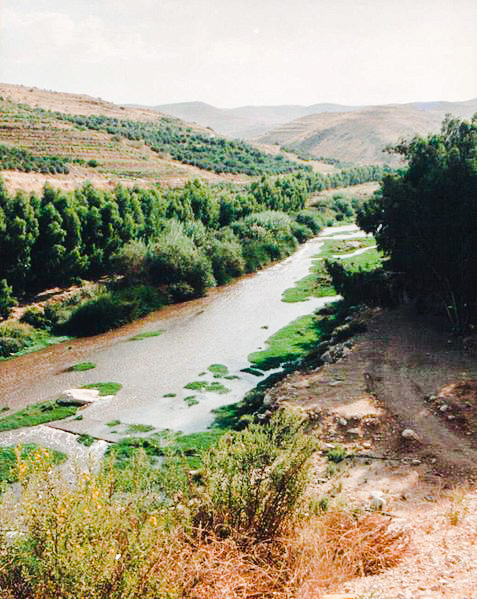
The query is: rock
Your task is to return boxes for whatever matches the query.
[439,404,448,412]
[328,380,343,387]
[401,428,420,441]
[447,414,455,420]
[338,418,348,426]
[362,441,372,448]
[347,427,362,437]
[295,380,310,389]
[369,491,386,511]
[58,388,108,406]
[322,442,336,450]
[411,459,421,465]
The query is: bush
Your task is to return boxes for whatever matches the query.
[294,209,323,234]
[146,223,213,298]
[20,304,59,331]
[112,240,148,281]
[193,411,317,543]
[0,321,37,357]
[291,221,313,243]
[207,236,245,285]
[64,294,136,336]
[326,260,398,307]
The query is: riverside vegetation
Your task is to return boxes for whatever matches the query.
[0,160,382,357]
[0,412,408,598]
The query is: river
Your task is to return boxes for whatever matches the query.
[1,224,365,444]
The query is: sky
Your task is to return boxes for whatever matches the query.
[0,0,476,108]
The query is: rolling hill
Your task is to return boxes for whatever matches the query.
[153,97,477,165]
[258,101,477,164]
[150,101,359,138]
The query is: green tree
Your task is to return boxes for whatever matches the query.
[357,115,477,330]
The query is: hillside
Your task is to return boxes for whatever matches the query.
[150,101,358,138]
[0,84,303,193]
[257,105,449,164]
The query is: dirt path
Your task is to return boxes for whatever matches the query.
[364,307,477,478]
[267,305,477,597]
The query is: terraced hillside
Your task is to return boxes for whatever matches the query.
[0,84,304,193]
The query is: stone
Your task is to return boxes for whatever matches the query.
[362,441,372,448]
[347,427,362,437]
[58,388,108,406]
[439,404,448,412]
[338,418,348,426]
[401,428,420,441]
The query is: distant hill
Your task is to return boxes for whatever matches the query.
[258,100,477,164]
[151,97,477,164]
[149,101,359,138]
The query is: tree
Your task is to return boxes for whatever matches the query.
[357,115,477,330]
[0,279,16,320]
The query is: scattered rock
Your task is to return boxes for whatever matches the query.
[339,418,348,426]
[401,428,420,441]
[58,388,109,406]
[347,427,362,437]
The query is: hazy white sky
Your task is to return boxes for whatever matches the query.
[1,0,476,107]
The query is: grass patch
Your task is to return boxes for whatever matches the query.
[76,434,95,447]
[0,445,66,483]
[81,382,122,396]
[208,364,229,377]
[249,314,322,371]
[67,361,96,372]
[0,320,70,361]
[108,429,225,469]
[184,396,199,407]
[184,381,230,394]
[125,424,154,434]
[106,420,121,427]
[163,392,176,398]
[282,238,376,303]
[223,375,239,380]
[325,444,349,463]
[339,245,383,271]
[0,400,78,432]
[129,330,164,341]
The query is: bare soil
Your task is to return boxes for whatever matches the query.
[268,306,477,597]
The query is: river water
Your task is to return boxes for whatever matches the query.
[1,225,365,440]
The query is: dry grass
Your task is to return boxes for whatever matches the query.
[175,511,409,598]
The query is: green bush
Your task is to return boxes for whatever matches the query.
[64,294,136,336]
[194,411,316,543]
[146,223,213,298]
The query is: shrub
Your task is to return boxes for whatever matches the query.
[326,260,398,307]
[20,304,59,331]
[112,240,148,281]
[294,209,323,234]
[0,321,37,357]
[193,411,317,543]
[207,236,245,285]
[146,223,213,298]
[291,220,313,243]
[64,294,136,336]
